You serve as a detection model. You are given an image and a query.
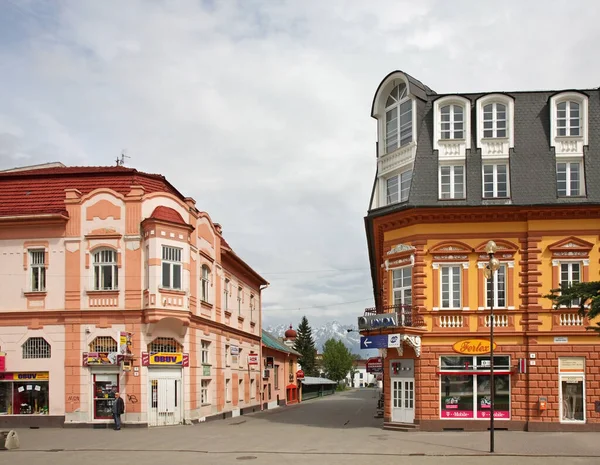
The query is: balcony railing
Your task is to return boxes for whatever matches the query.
[363,304,426,328]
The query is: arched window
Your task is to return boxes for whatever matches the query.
[385,84,412,153]
[148,337,182,353]
[483,103,507,138]
[201,265,210,303]
[93,249,118,291]
[22,337,51,359]
[89,336,118,353]
[440,104,464,139]
[557,101,580,136]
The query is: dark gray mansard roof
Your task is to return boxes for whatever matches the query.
[369,78,600,217]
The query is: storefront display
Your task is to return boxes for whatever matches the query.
[0,372,49,415]
[559,357,585,422]
[439,356,511,420]
[93,374,119,419]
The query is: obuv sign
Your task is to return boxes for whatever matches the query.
[358,313,398,330]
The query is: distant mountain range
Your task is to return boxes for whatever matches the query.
[265,321,377,358]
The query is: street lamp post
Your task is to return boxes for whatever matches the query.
[483,240,500,454]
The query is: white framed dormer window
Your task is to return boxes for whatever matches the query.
[434,96,471,161]
[29,249,46,292]
[557,161,584,197]
[441,265,461,309]
[439,164,465,199]
[482,163,509,198]
[440,105,464,139]
[93,249,118,291]
[386,169,412,205]
[476,94,514,159]
[161,246,182,290]
[385,83,413,153]
[550,92,588,158]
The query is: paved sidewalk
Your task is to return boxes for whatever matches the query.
[3,391,599,464]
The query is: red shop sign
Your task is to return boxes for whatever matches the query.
[0,352,5,372]
[296,370,305,379]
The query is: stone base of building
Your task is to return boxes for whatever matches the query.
[418,419,527,432]
[0,415,65,428]
[63,421,147,429]
[527,421,600,432]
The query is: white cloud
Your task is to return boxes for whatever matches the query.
[1,0,599,326]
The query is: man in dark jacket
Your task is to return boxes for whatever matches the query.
[112,392,125,430]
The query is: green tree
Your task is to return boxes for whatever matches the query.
[544,281,600,333]
[293,316,317,376]
[321,338,354,384]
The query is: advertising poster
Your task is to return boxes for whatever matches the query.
[118,331,133,357]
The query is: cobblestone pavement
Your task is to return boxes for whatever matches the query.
[3,389,599,465]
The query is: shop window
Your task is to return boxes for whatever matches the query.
[148,337,182,354]
[439,355,511,420]
[89,336,118,353]
[22,337,51,359]
[201,380,210,405]
[0,374,50,415]
[93,374,118,419]
[559,357,585,422]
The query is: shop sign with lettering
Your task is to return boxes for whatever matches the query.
[358,314,398,330]
[83,352,118,366]
[0,352,5,372]
[142,352,190,367]
[452,339,496,355]
[0,372,49,381]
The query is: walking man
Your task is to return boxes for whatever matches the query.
[113,392,125,430]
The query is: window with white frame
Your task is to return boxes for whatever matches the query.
[274,365,280,389]
[440,105,464,139]
[386,169,412,205]
[483,163,509,198]
[392,267,412,307]
[144,246,150,290]
[225,344,230,366]
[201,380,210,405]
[226,378,231,402]
[161,246,182,290]
[385,84,412,153]
[483,103,507,138]
[93,249,118,291]
[557,101,580,137]
[556,161,582,197]
[439,165,465,199]
[250,294,255,320]
[486,264,506,308]
[560,262,581,307]
[239,379,244,401]
[441,265,461,309]
[201,265,210,302]
[201,340,210,364]
[29,249,46,292]
[224,278,230,310]
[237,286,242,315]
[22,337,51,359]
[89,336,117,353]
[250,378,256,399]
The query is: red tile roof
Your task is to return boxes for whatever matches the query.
[0,166,185,217]
[150,206,187,225]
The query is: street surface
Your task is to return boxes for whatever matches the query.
[4,388,599,465]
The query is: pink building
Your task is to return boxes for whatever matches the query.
[0,163,267,428]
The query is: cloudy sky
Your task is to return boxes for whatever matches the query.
[1,0,599,328]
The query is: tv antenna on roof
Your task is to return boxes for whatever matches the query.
[116,150,131,167]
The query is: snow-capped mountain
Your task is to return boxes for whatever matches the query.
[265,321,376,357]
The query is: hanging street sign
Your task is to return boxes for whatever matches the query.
[358,313,399,330]
[366,357,383,373]
[360,334,401,350]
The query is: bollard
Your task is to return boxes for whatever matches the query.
[4,430,19,450]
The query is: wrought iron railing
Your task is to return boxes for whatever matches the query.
[363,303,426,327]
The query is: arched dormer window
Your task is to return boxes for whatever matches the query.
[93,249,118,291]
[440,104,464,140]
[385,83,413,153]
[476,94,514,152]
[483,102,507,138]
[556,101,580,137]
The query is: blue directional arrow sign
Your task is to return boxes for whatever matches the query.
[360,335,389,350]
